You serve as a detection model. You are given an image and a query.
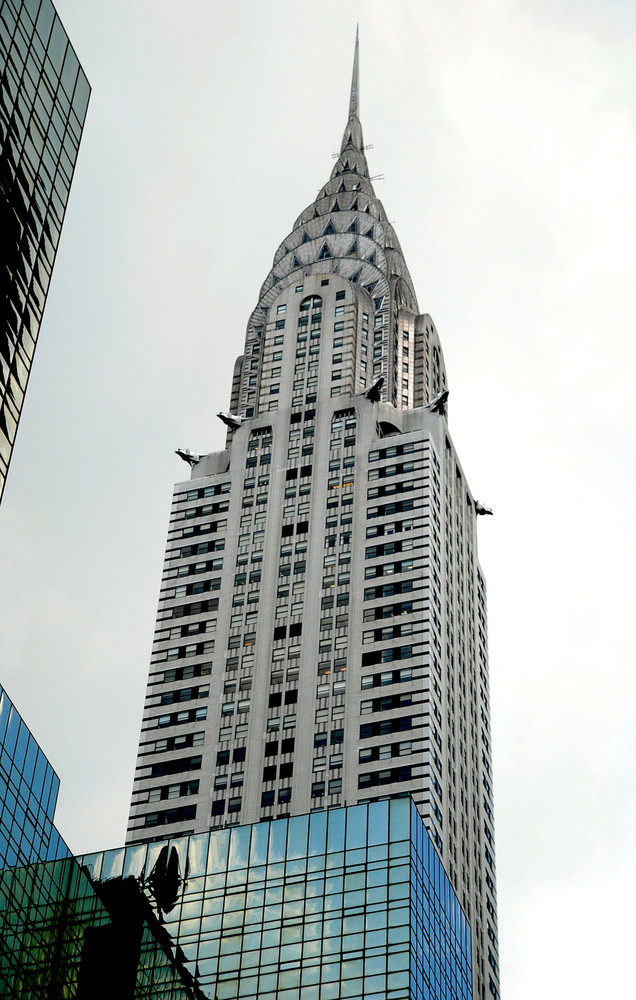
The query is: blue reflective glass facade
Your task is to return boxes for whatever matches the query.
[0,0,90,500]
[0,681,68,868]
[79,800,472,1000]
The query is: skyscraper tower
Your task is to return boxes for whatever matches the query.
[0,0,90,502]
[128,34,500,999]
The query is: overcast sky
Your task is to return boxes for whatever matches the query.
[1,1,635,995]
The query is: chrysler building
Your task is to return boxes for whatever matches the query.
[127,34,500,999]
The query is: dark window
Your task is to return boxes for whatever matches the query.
[144,804,196,828]
[360,716,413,739]
[279,762,293,779]
[263,765,277,782]
[211,800,225,816]
[233,747,246,763]
[331,729,344,745]
[358,766,412,789]
[261,791,275,807]
[281,738,295,754]
[150,755,202,778]
[265,740,279,757]
[361,645,414,667]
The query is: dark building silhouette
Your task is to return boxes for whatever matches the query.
[0,0,89,501]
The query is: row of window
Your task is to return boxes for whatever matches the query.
[161,662,211,685]
[364,559,415,579]
[160,684,209,706]
[184,482,230,502]
[368,442,416,462]
[156,706,207,728]
[365,539,415,559]
[368,461,416,481]
[169,598,218,620]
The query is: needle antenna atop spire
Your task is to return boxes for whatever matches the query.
[348,25,360,119]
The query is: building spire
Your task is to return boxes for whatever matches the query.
[348,25,360,119]
[341,27,363,153]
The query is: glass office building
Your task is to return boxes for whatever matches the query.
[0,681,68,869]
[80,799,471,1000]
[0,0,90,501]
[0,854,205,998]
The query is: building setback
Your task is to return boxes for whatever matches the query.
[127,34,500,1000]
[0,0,90,502]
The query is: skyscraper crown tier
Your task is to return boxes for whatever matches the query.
[228,29,446,419]
[129,32,500,1000]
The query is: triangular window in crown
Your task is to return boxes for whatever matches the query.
[317,242,332,260]
[353,181,361,190]
[332,199,340,212]
[346,218,357,233]
[374,296,384,310]
[347,240,358,256]
[350,269,362,284]
[347,132,352,145]
[343,160,349,171]
[272,274,280,284]
[367,251,376,265]
[364,281,378,294]
[352,162,358,173]
[364,225,374,239]
[301,231,311,244]
[338,181,346,192]
[293,255,302,269]
[313,208,319,218]
[323,219,336,236]
[350,198,358,211]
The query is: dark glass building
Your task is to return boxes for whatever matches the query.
[0,0,90,501]
[0,681,68,869]
[0,853,206,998]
